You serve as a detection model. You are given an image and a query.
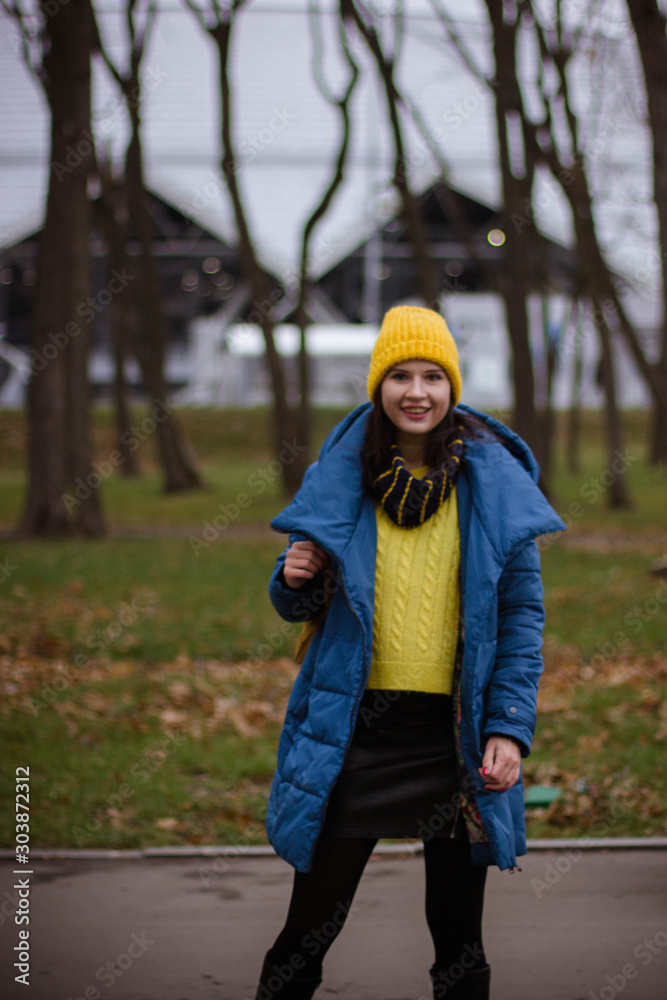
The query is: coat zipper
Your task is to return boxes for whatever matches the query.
[292,531,369,851]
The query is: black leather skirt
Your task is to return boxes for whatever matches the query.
[322,688,466,840]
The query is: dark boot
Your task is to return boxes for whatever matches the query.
[429,961,491,1000]
[254,951,322,1000]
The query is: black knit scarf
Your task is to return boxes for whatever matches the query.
[371,439,464,528]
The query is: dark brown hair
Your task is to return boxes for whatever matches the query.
[361,391,491,493]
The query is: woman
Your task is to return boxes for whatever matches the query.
[254,306,565,1000]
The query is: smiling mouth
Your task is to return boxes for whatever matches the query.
[402,407,430,415]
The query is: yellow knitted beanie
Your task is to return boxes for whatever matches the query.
[367,305,462,406]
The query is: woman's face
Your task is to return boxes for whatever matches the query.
[380,359,451,445]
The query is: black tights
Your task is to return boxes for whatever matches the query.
[268,835,487,978]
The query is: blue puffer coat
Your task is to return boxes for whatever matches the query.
[267,403,566,873]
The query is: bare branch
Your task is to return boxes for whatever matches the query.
[402,93,495,290]
[308,0,336,104]
[392,0,404,67]
[429,0,492,86]
[2,0,48,89]
[292,0,362,456]
[92,11,125,91]
[347,0,440,306]
[299,0,360,285]
[525,0,664,404]
[127,0,156,77]
[182,0,211,32]
[187,0,302,489]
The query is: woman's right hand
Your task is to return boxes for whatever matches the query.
[283,540,329,589]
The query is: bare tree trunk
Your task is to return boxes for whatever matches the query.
[94,172,139,475]
[292,3,360,470]
[187,4,300,494]
[546,128,665,476]
[538,294,559,493]
[92,4,203,492]
[214,22,297,492]
[124,119,203,490]
[626,0,667,465]
[596,305,631,508]
[483,0,547,479]
[112,341,139,475]
[528,6,667,466]
[567,301,585,476]
[19,0,104,536]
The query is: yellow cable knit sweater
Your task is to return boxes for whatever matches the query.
[366,466,460,695]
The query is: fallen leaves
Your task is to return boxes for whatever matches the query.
[167,680,192,705]
[1,641,300,747]
[155,817,179,831]
[226,700,276,739]
[523,640,667,837]
[145,658,298,739]
[538,638,667,718]
[2,621,665,840]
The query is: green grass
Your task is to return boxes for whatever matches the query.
[541,549,666,660]
[1,535,665,846]
[548,453,667,533]
[524,656,666,838]
[1,406,665,534]
[1,537,286,665]
[0,539,664,667]
[0,406,665,848]
[0,405,341,532]
[1,670,282,849]
[0,464,287,532]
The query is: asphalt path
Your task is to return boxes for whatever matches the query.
[1,849,666,1000]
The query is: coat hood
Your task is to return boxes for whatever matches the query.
[270,403,371,559]
[271,403,565,565]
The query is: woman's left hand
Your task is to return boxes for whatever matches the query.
[478,736,522,792]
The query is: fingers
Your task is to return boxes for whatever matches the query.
[478,737,521,793]
[283,541,330,589]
